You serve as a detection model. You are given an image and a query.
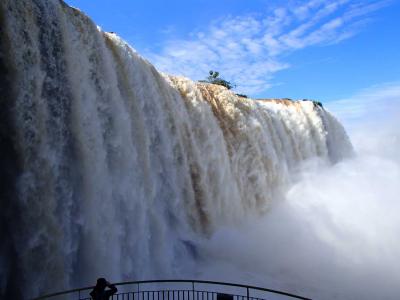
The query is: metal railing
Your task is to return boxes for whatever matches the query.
[33,279,312,300]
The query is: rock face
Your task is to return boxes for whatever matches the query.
[0,0,353,299]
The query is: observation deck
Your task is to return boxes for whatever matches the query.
[33,279,312,300]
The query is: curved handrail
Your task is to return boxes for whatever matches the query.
[33,279,312,300]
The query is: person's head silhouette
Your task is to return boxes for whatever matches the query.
[96,278,108,291]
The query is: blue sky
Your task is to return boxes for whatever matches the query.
[65,0,400,124]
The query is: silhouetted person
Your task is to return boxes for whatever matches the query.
[90,278,118,300]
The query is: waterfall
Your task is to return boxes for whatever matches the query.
[0,0,352,299]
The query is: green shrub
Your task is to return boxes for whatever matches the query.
[302,99,323,108]
[236,93,248,98]
[200,70,236,90]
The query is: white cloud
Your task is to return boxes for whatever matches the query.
[325,82,400,129]
[145,0,389,96]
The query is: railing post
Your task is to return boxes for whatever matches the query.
[246,287,249,300]
[192,281,195,300]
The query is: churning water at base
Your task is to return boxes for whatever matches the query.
[0,1,364,299]
[198,122,400,300]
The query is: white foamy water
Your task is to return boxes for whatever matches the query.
[0,1,360,299]
[199,134,400,299]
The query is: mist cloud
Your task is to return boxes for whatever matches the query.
[196,89,400,299]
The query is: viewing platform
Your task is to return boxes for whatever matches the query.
[33,279,312,300]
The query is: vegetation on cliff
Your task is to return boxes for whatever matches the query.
[199,70,235,90]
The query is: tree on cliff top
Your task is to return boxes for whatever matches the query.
[199,70,236,90]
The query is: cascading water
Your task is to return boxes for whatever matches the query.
[0,0,353,299]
